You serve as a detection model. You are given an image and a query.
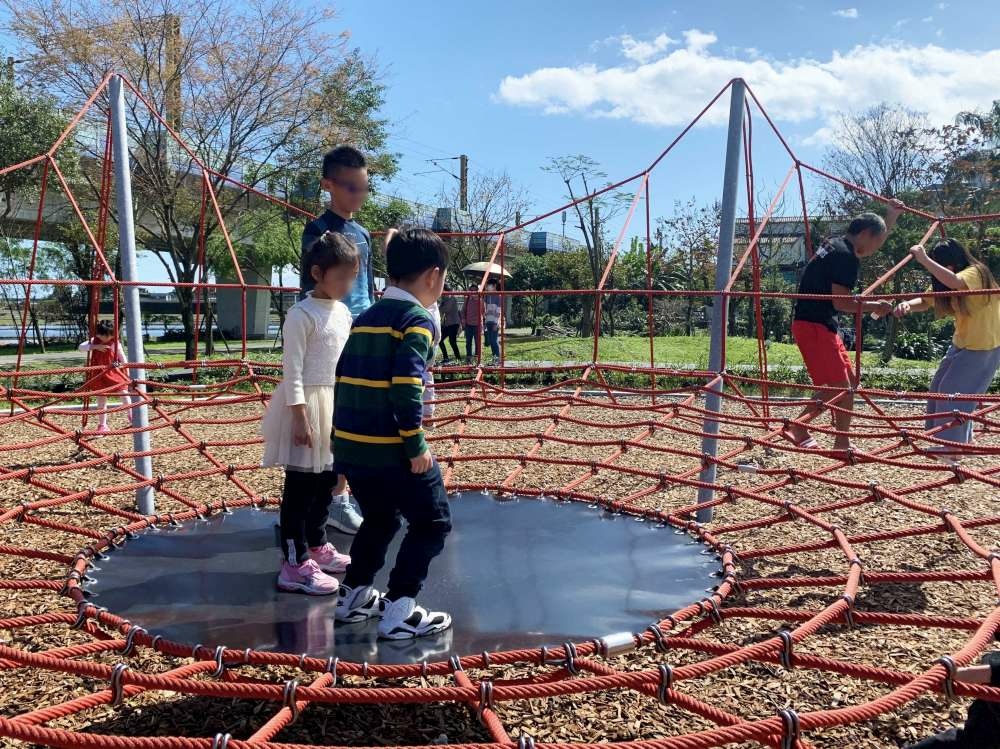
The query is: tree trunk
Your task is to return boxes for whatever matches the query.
[178,286,196,360]
[879,277,901,363]
[579,296,595,338]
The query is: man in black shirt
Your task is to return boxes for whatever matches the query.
[786,202,903,450]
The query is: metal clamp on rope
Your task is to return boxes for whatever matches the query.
[72,601,93,630]
[779,708,800,749]
[703,598,722,625]
[361,661,370,679]
[935,656,957,701]
[212,646,227,678]
[777,630,794,671]
[841,594,856,629]
[517,735,535,749]
[647,623,668,652]
[421,661,430,679]
[283,679,300,723]
[211,734,232,749]
[121,626,146,657]
[480,651,491,668]
[326,656,339,686]
[449,654,464,672]
[559,641,580,675]
[657,663,673,705]
[477,679,494,723]
[110,663,129,707]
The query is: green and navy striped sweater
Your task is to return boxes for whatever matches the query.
[333,297,435,469]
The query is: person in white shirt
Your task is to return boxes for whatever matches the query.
[261,231,356,595]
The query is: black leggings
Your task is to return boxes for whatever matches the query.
[279,469,336,564]
[440,324,460,359]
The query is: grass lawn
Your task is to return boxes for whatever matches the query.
[502,334,936,371]
[5,332,936,377]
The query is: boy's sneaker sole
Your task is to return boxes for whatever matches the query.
[335,587,386,623]
[378,612,452,640]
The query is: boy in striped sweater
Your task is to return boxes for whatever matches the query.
[332,227,453,640]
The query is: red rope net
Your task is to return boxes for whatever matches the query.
[0,74,998,748]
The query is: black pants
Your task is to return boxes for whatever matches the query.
[906,652,1000,748]
[279,468,336,564]
[906,699,1000,747]
[440,324,460,359]
[341,462,452,601]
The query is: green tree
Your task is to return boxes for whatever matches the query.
[0,73,84,351]
[6,0,396,358]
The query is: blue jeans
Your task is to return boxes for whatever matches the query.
[485,322,500,357]
[926,344,1000,446]
[341,462,452,600]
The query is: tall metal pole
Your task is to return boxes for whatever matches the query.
[459,154,469,211]
[695,79,745,522]
[110,75,155,515]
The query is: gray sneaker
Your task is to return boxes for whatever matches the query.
[327,494,363,534]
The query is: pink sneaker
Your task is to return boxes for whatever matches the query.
[276,560,339,595]
[309,543,351,574]
[96,423,110,434]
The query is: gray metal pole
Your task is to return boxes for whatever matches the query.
[110,75,155,515]
[695,79,745,522]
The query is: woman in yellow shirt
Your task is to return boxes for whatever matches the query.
[894,238,1000,458]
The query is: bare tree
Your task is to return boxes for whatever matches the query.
[821,104,940,362]
[5,0,392,358]
[658,199,720,336]
[543,155,631,337]
[821,104,935,209]
[437,169,531,285]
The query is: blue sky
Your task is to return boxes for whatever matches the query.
[4,1,999,285]
[339,0,1000,235]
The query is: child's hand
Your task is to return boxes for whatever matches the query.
[409,450,432,474]
[869,300,893,319]
[92,344,109,352]
[292,411,313,448]
[893,301,912,318]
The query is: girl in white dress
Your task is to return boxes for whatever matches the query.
[262,231,357,595]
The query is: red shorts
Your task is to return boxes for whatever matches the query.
[792,320,854,387]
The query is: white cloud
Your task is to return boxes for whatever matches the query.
[620,33,676,63]
[937,2,949,9]
[833,8,859,18]
[683,29,718,51]
[922,15,934,22]
[495,31,1000,140]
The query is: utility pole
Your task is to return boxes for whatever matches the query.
[164,14,182,130]
[459,154,468,211]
